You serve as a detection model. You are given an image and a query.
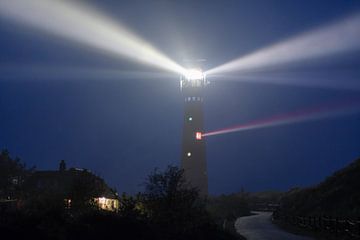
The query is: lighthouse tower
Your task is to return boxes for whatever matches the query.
[180,69,208,195]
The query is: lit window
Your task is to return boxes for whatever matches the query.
[187,152,191,157]
[196,132,202,140]
[99,197,106,204]
[188,117,193,121]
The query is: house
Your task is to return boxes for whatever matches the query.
[25,160,119,212]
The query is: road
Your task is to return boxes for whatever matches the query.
[235,211,314,240]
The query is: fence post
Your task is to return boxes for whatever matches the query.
[335,217,338,238]
[313,216,316,230]
[325,215,329,231]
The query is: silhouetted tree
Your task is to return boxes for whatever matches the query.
[141,166,210,237]
[119,192,145,219]
[0,149,30,199]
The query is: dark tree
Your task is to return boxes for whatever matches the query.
[119,192,145,219]
[0,149,30,199]
[141,166,210,236]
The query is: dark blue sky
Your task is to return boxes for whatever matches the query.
[1,0,360,194]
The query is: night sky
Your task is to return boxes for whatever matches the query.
[1,0,360,195]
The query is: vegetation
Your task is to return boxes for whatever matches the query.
[141,166,210,236]
[208,193,250,224]
[276,157,360,218]
[0,149,34,200]
[0,150,243,240]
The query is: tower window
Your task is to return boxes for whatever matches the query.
[196,132,202,140]
[187,152,191,157]
[188,117,193,121]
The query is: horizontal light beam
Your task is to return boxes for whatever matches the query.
[203,99,360,137]
[0,65,175,81]
[206,13,360,75]
[208,72,360,91]
[0,0,187,75]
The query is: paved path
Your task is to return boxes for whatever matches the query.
[235,211,313,240]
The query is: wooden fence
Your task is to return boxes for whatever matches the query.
[273,212,360,239]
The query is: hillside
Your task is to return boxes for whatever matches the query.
[278,157,360,218]
[245,190,284,202]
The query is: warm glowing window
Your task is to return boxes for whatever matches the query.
[64,198,72,209]
[95,197,119,212]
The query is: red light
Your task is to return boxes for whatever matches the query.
[196,132,202,140]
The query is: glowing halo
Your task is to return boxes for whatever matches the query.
[184,69,205,81]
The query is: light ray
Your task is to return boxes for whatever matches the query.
[0,0,187,75]
[206,13,360,75]
[208,72,360,91]
[203,99,360,137]
[0,65,175,81]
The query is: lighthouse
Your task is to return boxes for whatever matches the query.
[180,69,208,195]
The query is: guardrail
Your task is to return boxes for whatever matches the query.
[273,212,360,239]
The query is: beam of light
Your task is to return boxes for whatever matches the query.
[0,0,187,75]
[208,72,360,91]
[0,65,176,81]
[202,99,360,137]
[206,13,360,76]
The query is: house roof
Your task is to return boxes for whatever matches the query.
[25,167,117,199]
